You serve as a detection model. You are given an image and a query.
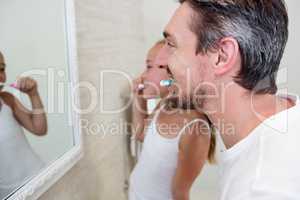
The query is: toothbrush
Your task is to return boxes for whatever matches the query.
[137,79,174,91]
[0,82,18,88]
[160,79,174,87]
[10,82,18,88]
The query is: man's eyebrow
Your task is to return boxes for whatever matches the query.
[0,63,6,68]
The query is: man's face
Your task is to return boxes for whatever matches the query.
[157,3,214,108]
[0,52,7,91]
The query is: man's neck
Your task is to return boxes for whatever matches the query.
[203,85,293,149]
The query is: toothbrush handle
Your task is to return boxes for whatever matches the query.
[9,83,18,88]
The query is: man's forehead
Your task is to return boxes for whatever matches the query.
[164,3,194,38]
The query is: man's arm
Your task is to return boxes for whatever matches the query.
[172,116,211,200]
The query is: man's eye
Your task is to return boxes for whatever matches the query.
[147,65,152,69]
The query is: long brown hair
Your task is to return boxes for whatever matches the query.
[206,115,216,164]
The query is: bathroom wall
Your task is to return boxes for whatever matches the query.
[281,0,300,95]
[142,0,177,51]
[40,0,145,199]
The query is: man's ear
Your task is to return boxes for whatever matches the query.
[213,37,239,76]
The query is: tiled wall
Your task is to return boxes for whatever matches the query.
[40,0,145,199]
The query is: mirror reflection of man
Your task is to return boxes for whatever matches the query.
[0,51,47,199]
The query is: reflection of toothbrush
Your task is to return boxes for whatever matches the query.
[160,79,174,87]
[138,83,145,91]
[0,82,18,88]
[10,83,18,88]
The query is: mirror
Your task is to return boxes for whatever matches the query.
[0,0,82,199]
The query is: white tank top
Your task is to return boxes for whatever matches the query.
[0,99,44,199]
[129,104,202,200]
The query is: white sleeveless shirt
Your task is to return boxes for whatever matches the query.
[0,99,44,199]
[129,105,202,200]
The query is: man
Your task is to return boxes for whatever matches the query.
[156,0,300,199]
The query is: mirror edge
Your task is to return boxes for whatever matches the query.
[7,0,83,199]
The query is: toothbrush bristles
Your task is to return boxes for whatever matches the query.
[160,79,174,87]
